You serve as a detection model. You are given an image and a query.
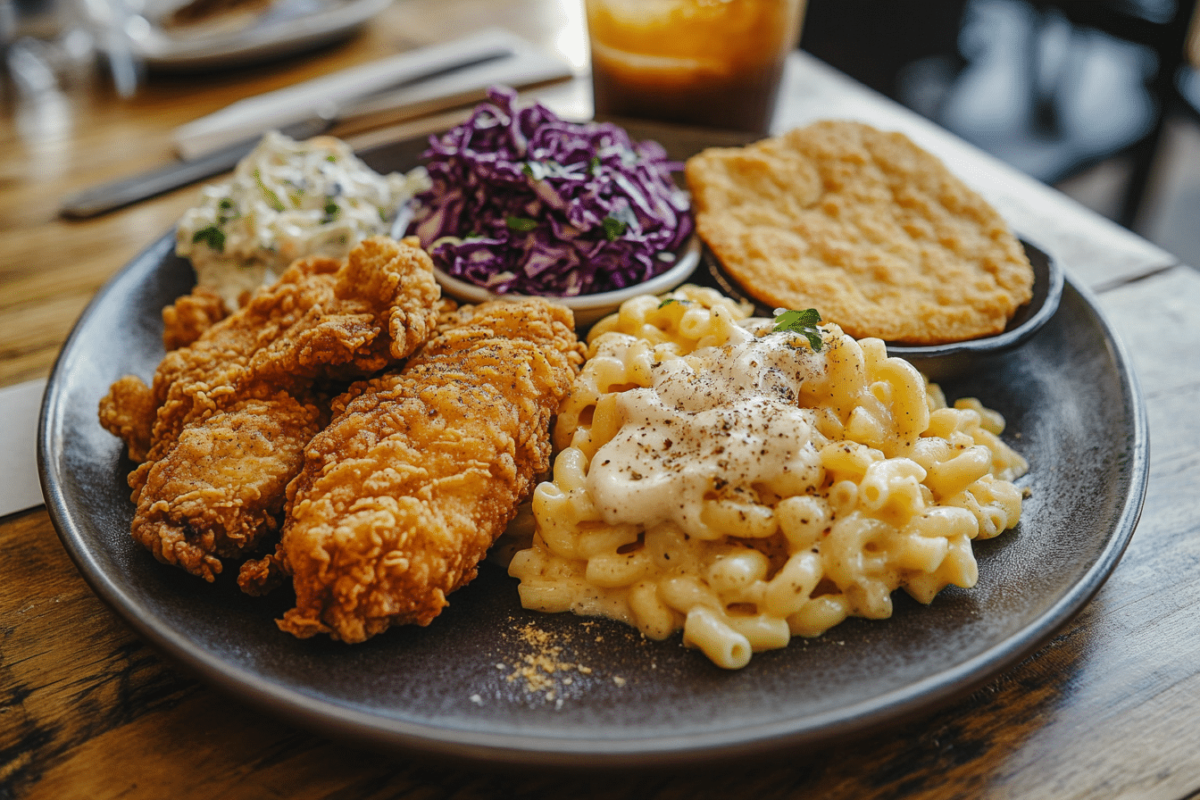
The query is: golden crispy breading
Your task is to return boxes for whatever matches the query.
[162,287,228,351]
[98,375,158,463]
[99,236,442,581]
[98,290,230,463]
[685,120,1034,344]
[244,299,583,643]
[128,391,326,580]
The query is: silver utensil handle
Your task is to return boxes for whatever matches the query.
[58,115,338,219]
[58,140,258,219]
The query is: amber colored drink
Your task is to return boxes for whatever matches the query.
[585,0,806,134]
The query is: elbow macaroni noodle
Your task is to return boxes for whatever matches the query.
[509,285,1028,669]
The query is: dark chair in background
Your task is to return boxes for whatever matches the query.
[800,0,1200,230]
[800,0,969,103]
[1023,0,1196,227]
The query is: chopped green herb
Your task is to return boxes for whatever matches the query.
[589,155,601,175]
[602,215,627,241]
[773,308,824,351]
[506,216,539,232]
[253,170,285,211]
[658,298,689,309]
[325,154,337,162]
[215,197,238,225]
[319,197,338,225]
[192,224,225,252]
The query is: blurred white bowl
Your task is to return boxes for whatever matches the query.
[433,235,702,328]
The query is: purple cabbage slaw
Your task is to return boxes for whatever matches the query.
[408,85,694,297]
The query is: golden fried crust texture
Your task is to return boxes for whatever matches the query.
[97,375,159,463]
[161,286,229,351]
[128,391,325,580]
[685,120,1034,344]
[256,298,583,643]
[98,236,442,581]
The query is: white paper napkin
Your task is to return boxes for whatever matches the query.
[173,27,574,159]
[0,379,48,516]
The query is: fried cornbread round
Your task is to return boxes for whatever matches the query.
[685,120,1034,344]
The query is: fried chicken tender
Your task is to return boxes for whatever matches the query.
[130,391,325,578]
[243,298,583,643]
[99,236,442,581]
[98,375,160,463]
[162,286,229,351]
[98,289,232,462]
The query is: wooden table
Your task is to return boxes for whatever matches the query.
[4,2,1200,797]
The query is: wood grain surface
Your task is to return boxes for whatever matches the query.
[4,1,1200,798]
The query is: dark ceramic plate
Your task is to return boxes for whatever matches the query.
[39,127,1148,768]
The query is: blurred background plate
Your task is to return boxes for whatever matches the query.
[126,0,392,70]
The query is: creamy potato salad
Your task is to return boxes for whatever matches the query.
[176,131,429,308]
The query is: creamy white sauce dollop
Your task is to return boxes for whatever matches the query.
[587,330,826,539]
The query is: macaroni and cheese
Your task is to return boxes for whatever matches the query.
[508,285,1028,669]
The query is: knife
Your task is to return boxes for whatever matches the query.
[58,45,514,219]
[59,136,286,219]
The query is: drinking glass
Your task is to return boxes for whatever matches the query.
[584,0,807,134]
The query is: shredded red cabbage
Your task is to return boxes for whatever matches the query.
[408,85,693,297]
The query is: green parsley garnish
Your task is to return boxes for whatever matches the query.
[192,224,225,252]
[658,298,690,309]
[323,200,340,221]
[215,197,238,225]
[506,216,539,232]
[773,308,823,351]
[253,170,285,211]
[589,155,601,175]
[602,215,627,242]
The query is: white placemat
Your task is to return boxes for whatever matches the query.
[0,378,47,516]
